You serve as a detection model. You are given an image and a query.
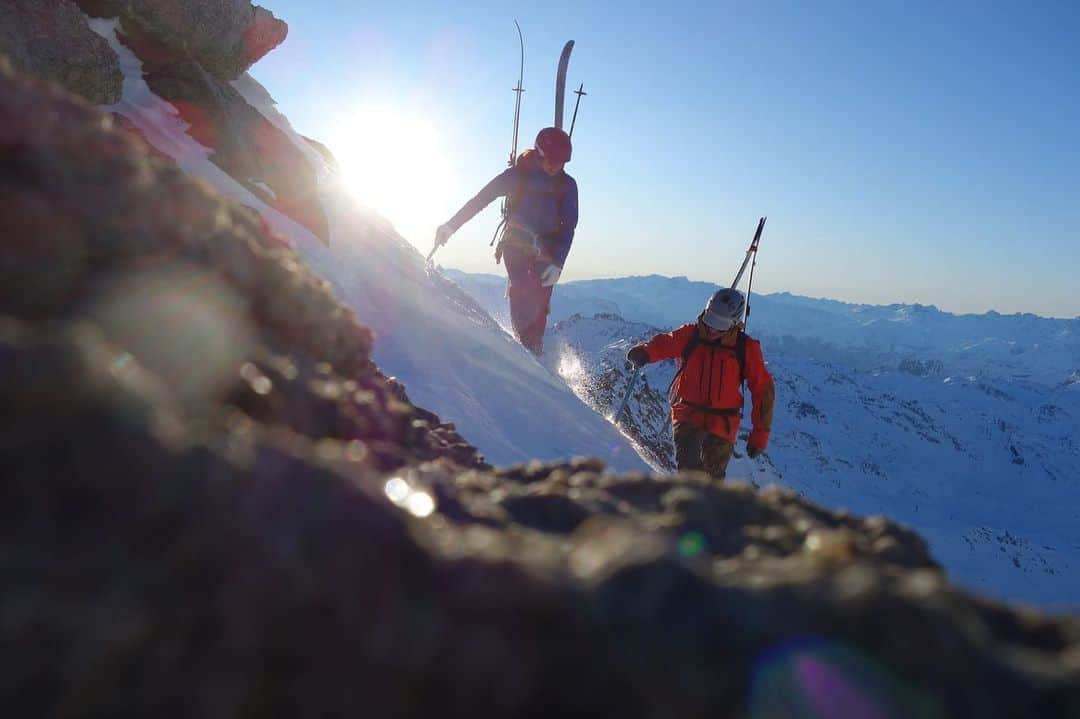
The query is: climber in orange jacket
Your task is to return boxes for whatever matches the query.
[626,288,775,479]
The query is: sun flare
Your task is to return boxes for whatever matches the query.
[327,103,454,246]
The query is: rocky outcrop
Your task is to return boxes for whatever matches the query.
[2,57,1080,719]
[70,2,328,242]
[112,15,329,240]
[0,0,121,104]
[243,5,289,73]
[76,0,287,80]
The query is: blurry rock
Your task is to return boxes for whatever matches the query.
[0,0,122,104]
[76,0,287,80]
[243,6,288,71]
[499,490,592,535]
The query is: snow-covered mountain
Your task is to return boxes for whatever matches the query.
[89,17,648,472]
[448,271,1080,610]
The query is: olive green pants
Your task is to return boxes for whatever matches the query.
[673,422,734,480]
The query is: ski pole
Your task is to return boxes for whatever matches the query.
[508,20,525,168]
[612,367,640,423]
[499,22,526,227]
[569,83,587,138]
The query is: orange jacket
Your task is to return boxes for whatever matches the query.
[642,323,774,448]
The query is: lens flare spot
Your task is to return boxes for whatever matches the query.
[748,638,944,719]
[384,477,410,504]
[678,531,706,558]
[92,265,253,402]
[240,362,274,395]
[405,491,436,518]
[345,440,369,463]
[109,352,135,379]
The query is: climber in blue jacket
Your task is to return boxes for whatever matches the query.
[432,127,578,356]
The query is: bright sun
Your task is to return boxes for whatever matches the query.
[327,103,455,246]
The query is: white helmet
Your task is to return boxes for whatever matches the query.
[702,288,745,331]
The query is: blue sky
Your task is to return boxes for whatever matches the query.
[253,1,1079,317]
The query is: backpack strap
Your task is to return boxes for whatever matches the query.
[508,162,530,218]
[733,331,747,385]
[492,162,533,251]
[666,331,701,397]
[554,172,568,234]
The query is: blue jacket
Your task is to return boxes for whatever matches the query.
[446,151,579,267]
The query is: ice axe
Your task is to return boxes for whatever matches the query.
[424,242,441,275]
[427,223,454,269]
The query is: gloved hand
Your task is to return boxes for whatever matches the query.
[746,441,763,459]
[434,223,454,248]
[626,345,649,368]
[539,263,562,287]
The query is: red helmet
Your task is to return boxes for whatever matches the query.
[535,127,572,164]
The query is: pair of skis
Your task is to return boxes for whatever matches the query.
[611,218,768,425]
[507,24,584,168]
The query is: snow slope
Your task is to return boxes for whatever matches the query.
[90,20,649,471]
[451,272,1080,610]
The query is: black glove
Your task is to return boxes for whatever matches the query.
[626,345,649,368]
[746,442,763,459]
